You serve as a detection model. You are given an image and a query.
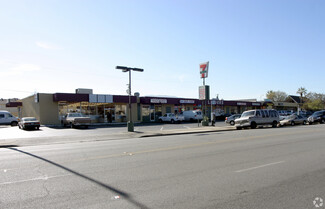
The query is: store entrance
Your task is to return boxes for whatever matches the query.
[104,108,115,123]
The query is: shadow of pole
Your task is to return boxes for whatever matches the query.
[8,147,150,209]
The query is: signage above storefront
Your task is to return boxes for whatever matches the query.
[237,102,247,106]
[150,99,167,104]
[179,100,195,104]
[89,94,113,103]
[252,102,261,106]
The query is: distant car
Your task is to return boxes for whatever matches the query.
[18,117,40,130]
[308,110,325,124]
[182,110,203,122]
[280,115,307,126]
[225,114,241,126]
[158,113,184,123]
[61,113,91,128]
[0,110,19,126]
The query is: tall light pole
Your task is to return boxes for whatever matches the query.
[116,66,144,132]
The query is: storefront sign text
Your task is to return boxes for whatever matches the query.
[180,100,195,104]
[237,102,247,106]
[150,99,167,104]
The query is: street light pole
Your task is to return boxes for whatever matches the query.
[128,69,132,125]
[116,66,144,132]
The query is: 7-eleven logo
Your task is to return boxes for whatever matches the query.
[200,62,209,78]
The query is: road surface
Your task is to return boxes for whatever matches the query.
[0,124,324,208]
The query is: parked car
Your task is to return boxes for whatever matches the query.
[307,110,325,124]
[279,115,307,126]
[18,117,40,130]
[61,113,91,128]
[182,110,203,122]
[158,113,184,123]
[225,114,241,126]
[0,110,18,126]
[235,109,279,130]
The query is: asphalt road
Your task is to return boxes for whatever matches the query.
[1,124,325,209]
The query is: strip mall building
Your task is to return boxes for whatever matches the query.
[4,89,298,125]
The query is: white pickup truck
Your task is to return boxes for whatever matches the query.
[158,113,184,123]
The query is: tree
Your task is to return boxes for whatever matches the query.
[266,90,288,102]
[296,87,307,103]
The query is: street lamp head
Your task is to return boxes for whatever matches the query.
[132,68,144,72]
[116,66,129,70]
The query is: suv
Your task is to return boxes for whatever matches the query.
[235,109,279,130]
[0,110,19,126]
[307,110,325,124]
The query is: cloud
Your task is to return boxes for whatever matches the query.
[1,64,41,76]
[36,41,62,50]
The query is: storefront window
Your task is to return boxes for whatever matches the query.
[115,105,126,122]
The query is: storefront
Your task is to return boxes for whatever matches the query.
[140,97,199,122]
[212,100,262,115]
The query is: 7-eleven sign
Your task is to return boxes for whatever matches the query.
[200,62,209,78]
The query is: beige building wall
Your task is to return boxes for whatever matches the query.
[22,94,60,125]
[125,103,140,122]
[39,94,59,125]
[0,99,20,117]
[21,95,40,120]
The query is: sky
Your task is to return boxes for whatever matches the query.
[1,0,324,101]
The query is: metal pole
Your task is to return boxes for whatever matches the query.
[129,70,132,123]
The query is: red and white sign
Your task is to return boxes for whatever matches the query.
[200,62,209,78]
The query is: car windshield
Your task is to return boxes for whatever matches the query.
[312,111,323,117]
[69,113,83,117]
[23,118,37,122]
[241,111,255,117]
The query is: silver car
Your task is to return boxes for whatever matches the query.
[225,114,241,126]
[280,114,307,126]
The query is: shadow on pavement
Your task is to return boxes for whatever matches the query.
[8,147,149,209]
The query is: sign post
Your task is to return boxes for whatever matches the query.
[199,62,210,126]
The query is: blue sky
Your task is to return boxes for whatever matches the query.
[1,0,324,100]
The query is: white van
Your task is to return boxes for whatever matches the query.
[0,110,19,126]
[235,109,279,129]
[182,110,203,122]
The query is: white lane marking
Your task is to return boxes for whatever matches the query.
[183,126,191,129]
[160,126,164,131]
[0,173,72,185]
[235,161,285,173]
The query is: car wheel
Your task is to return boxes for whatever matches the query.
[230,121,235,126]
[321,119,325,124]
[290,121,295,126]
[159,119,163,123]
[251,122,257,129]
[10,121,18,126]
[171,119,175,124]
[272,121,278,128]
[303,121,307,125]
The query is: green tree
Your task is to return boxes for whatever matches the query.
[266,90,288,102]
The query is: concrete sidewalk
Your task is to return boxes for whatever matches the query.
[0,125,236,147]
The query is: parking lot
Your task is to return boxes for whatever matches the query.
[0,121,229,140]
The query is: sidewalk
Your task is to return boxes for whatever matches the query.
[0,125,236,147]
